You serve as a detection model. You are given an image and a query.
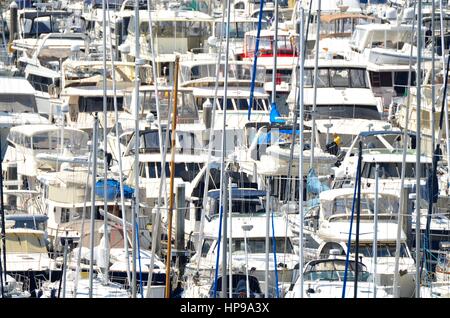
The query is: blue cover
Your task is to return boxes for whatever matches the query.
[95,179,134,200]
[306,168,329,195]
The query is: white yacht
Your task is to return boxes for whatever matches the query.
[285,254,391,298]
[185,188,297,297]
[288,188,417,297]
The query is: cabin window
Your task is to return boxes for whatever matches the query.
[350,69,367,88]
[0,94,37,113]
[369,72,392,87]
[78,96,124,112]
[320,242,344,257]
[311,105,381,120]
[61,208,71,223]
[27,74,54,93]
[330,68,349,87]
[201,239,214,257]
[362,162,430,179]
[231,237,294,254]
[317,69,330,87]
[5,233,47,253]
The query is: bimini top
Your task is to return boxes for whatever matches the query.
[358,130,415,138]
[207,188,266,200]
[8,124,86,138]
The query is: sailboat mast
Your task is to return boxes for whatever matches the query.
[101,0,110,284]
[297,6,305,299]
[415,0,423,298]
[164,55,180,298]
[217,0,232,298]
[271,0,279,107]
[88,114,99,299]
[132,0,141,298]
[310,0,321,167]
[393,3,417,297]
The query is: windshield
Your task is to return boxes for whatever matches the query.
[362,162,430,179]
[304,260,370,282]
[301,68,369,89]
[141,162,203,182]
[215,21,258,38]
[333,194,399,215]
[306,104,381,120]
[232,237,294,254]
[5,232,47,253]
[0,94,37,112]
[22,14,71,37]
[32,130,88,151]
[350,243,409,258]
[209,198,266,215]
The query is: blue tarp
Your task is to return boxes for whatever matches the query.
[95,179,134,200]
[306,169,329,195]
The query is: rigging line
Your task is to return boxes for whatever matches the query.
[101,0,110,285]
[144,0,170,297]
[247,0,265,120]
[213,0,232,299]
[284,0,313,204]
[195,0,227,274]
[393,2,417,297]
[342,141,361,298]
[105,0,131,288]
[73,138,93,297]
[271,208,280,298]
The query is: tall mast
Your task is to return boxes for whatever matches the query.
[310,0,321,167]
[105,0,131,287]
[219,0,232,298]
[271,0,279,108]
[439,0,450,198]
[101,0,110,284]
[88,114,99,298]
[393,3,417,297]
[415,0,423,298]
[297,6,305,299]
[164,55,180,298]
[212,0,232,298]
[132,0,141,298]
[195,1,226,274]
[145,0,171,297]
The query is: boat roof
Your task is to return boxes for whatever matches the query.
[9,124,86,137]
[358,130,414,137]
[303,58,367,69]
[214,16,258,23]
[180,59,253,68]
[0,113,49,126]
[319,188,398,201]
[245,29,295,37]
[320,13,375,23]
[192,87,268,98]
[0,77,35,95]
[313,119,395,135]
[137,9,214,22]
[61,86,127,97]
[354,24,413,32]
[205,214,292,239]
[207,188,266,200]
[362,150,432,163]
